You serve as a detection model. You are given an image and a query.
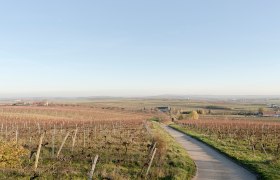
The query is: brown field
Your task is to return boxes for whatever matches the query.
[177,118,280,154]
[0,105,195,180]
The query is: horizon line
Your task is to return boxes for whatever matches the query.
[1,94,280,100]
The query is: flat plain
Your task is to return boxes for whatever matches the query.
[0,97,279,179]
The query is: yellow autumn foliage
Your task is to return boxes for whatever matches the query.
[189,111,199,120]
[0,141,28,168]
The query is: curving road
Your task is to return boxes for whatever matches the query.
[162,125,257,180]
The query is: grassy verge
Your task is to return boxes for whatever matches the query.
[170,124,280,180]
[149,122,196,180]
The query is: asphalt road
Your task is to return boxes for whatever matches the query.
[162,125,257,180]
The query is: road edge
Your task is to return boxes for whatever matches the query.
[159,124,199,180]
[169,124,260,180]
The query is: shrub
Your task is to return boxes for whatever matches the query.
[189,111,199,120]
[0,141,28,168]
[197,109,205,115]
[258,107,264,115]
[177,114,184,120]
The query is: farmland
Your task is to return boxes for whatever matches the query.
[101,97,280,179]
[1,97,280,179]
[0,105,195,179]
[171,117,280,179]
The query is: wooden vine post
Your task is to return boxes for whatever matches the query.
[57,132,70,158]
[72,127,78,152]
[52,125,56,158]
[34,133,45,171]
[88,155,99,180]
[146,148,157,178]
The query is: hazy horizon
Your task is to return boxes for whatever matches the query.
[1,93,280,99]
[1,1,280,97]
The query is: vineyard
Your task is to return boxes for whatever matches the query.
[0,105,195,179]
[172,118,280,179]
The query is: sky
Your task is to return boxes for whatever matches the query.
[0,0,280,97]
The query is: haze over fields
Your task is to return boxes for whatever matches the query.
[1,1,280,97]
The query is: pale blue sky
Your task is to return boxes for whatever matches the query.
[1,1,280,97]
